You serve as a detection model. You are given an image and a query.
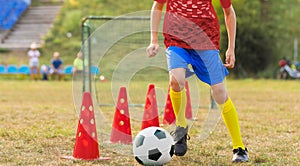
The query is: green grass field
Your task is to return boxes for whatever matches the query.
[0,79,299,165]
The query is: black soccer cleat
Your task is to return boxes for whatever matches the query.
[232,147,249,162]
[172,126,189,156]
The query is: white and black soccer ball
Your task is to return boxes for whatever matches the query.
[133,126,174,165]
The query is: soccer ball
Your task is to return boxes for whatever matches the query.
[133,127,174,165]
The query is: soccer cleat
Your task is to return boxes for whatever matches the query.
[172,126,189,156]
[232,147,249,162]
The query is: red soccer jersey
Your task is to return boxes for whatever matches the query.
[155,0,232,50]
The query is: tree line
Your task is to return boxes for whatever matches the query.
[44,0,300,78]
[216,0,300,78]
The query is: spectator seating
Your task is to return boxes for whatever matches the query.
[63,65,73,80]
[64,65,73,75]
[0,0,29,30]
[0,65,6,74]
[7,65,19,79]
[18,65,30,75]
[19,65,31,77]
[7,65,18,74]
[0,65,31,79]
[63,65,100,75]
[0,64,101,80]
[18,65,31,79]
[90,65,100,75]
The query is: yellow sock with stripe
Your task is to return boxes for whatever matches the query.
[170,88,187,128]
[220,97,245,150]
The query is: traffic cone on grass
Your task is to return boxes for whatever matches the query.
[141,84,160,130]
[110,87,132,144]
[162,85,176,125]
[61,92,109,160]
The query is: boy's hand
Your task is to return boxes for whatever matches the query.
[224,49,235,68]
[146,43,159,57]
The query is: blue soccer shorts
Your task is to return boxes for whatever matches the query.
[166,46,229,85]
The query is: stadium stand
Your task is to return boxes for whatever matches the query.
[0,0,29,30]
[0,1,61,49]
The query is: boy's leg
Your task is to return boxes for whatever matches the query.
[169,68,189,156]
[190,49,248,162]
[165,46,192,156]
[169,68,187,128]
[211,82,248,162]
[170,88,187,127]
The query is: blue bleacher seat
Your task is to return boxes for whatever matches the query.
[7,65,18,74]
[64,65,73,75]
[0,0,29,30]
[0,65,6,74]
[90,66,100,75]
[18,65,30,75]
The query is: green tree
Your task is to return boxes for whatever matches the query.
[266,0,300,62]
[216,0,300,78]
[216,0,276,77]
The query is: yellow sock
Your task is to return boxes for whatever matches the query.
[170,88,187,128]
[220,97,245,150]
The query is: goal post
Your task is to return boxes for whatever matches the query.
[81,15,151,94]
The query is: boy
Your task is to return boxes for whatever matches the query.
[146,0,249,162]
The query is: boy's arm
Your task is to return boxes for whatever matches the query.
[146,1,164,57]
[223,5,236,68]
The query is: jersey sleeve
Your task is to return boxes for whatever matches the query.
[220,0,232,8]
[154,0,166,4]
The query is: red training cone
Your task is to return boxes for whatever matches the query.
[162,81,193,125]
[162,85,176,125]
[141,84,160,130]
[110,87,132,144]
[61,92,109,160]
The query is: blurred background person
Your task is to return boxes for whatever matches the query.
[28,42,40,81]
[72,51,83,80]
[49,52,64,80]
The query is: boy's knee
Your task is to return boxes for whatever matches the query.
[211,83,228,104]
[170,76,185,92]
